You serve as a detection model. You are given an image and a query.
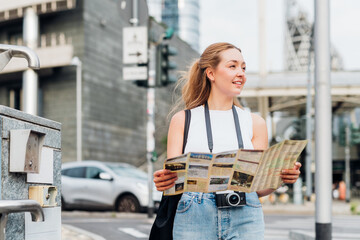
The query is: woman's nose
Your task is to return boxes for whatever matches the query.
[237,68,245,76]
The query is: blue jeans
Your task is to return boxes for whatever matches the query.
[173,192,264,240]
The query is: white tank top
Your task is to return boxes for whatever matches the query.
[184,105,254,154]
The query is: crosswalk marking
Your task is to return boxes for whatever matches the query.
[118,228,148,238]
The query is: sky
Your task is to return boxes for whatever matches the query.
[199,0,360,72]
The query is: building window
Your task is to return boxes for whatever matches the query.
[8,87,43,116]
[9,88,21,110]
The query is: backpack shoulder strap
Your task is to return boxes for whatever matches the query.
[182,109,191,154]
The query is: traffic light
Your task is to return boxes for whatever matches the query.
[289,119,305,140]
[338,122,346,147]
[350,123,360,145]
[156,43,177,86]
[151,151,158,162]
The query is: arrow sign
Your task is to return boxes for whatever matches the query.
[123,26,148,64]
[129,52,142,57]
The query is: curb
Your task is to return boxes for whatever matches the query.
[290,230,360,240]
[62,224,106,240]
[62,211,155,219]
[261,201,352,216]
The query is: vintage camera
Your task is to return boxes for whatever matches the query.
[215,192,246,208]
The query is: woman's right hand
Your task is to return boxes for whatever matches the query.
[153,169,178,191]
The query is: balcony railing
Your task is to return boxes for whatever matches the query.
[0,0,76,22]
[4,32,72,48]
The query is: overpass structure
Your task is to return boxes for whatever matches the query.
[241,71,360,117]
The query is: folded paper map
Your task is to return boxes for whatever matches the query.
[163,140,307,196]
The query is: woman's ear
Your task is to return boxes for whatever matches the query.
[206,68,215,82]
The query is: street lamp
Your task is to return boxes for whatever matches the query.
[0,44,40,71]
[71,57,83,163]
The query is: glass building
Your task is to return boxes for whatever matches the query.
[147,0,200,52]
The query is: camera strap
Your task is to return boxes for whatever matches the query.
[204,102,244,153]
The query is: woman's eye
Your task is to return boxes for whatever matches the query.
[230,65,236,69]
[242,67,246,71]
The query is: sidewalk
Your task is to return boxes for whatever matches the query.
[262,199,353,215]
[62,224,106,240]
[263,200,359,240]
[62,225,93,240]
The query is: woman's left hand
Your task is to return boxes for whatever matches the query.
[280,162,302,184]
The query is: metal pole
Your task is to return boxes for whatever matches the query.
[314,0,332,239]
[76,60,82,163]
[258,0,268,122]
[130,0,154,217]
[305,41,313,201]
[146,45,156,218]
[258,0,266,80]
[345,122,351,203]
[293,177,303,205]
[72,57,83,162]
[130,0,139,26]
[22,70,38,114]
[22,7,39,115]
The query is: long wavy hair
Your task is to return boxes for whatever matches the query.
[171,42,242,115]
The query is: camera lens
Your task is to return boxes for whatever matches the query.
[226,193,240,206]
[229,195,239,204]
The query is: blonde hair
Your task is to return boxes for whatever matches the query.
[171,42,242,115]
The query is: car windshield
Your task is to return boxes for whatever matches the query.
[106,164,147,180]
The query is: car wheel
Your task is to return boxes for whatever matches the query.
[116,195,140,213]
[61,197,67,211]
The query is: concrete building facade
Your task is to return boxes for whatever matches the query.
[0,0,199,166]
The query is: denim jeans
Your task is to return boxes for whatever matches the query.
[173,192,264,240]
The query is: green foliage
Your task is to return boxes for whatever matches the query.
[350,201,360,215]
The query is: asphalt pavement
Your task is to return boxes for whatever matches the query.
[61,200,358,240]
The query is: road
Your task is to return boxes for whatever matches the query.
[263,214,360,239]
[62,212,360,240]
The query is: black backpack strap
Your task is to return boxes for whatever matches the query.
[182,109,191,154]
[204,103,243,151]
[232,105,244,149]
[150,109,191,240]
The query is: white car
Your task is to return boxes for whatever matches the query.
[61,160,162,212]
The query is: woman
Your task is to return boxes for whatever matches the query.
[153,42,301,239]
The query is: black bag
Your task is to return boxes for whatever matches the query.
[149,109,191,240]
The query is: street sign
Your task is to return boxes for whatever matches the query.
[123,26,148,64]
[123,66,147,81]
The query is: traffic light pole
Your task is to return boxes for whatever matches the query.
[345,124,351,202]
[146,44,156,218]
[129,0,154,218]
[305,39,313,201]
